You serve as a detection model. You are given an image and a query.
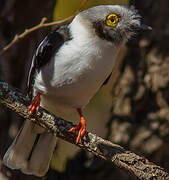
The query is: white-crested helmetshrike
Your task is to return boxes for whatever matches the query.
[3,4,151,177]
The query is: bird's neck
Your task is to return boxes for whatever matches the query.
[70,15,97,40]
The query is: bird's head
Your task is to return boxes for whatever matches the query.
[77,5,151,45]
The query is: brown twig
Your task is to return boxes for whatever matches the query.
[0,81,168,180]
[79,0,88,11]
[0,0,88,57]
[0,15,74,57]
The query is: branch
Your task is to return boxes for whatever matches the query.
[0,81,168,180]
[79,0,88,11]
[0,0,88,57]
[0,16,74,57]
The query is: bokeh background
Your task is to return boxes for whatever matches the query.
[0,0,169,179]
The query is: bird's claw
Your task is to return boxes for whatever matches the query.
[29,92,41,114]
[70,121,86,144]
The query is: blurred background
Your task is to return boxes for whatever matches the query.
[0,0,169,179]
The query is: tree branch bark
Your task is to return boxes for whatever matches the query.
[0,81,168,179]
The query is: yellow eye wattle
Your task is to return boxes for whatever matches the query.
[106,14,119,27]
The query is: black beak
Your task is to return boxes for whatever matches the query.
[139,24,152,31]
[131,24,152,31]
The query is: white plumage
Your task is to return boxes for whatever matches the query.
[35,15,120,113]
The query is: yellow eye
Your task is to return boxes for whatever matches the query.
[106,14,119,27]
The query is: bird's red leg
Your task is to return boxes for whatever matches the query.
[29,92,41,114]
[70,108,86,144]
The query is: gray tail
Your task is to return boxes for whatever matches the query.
[3,121,57,177]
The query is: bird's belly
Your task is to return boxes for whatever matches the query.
[41,69,109,108]
[35,42,117,109]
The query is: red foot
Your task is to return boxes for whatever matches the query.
[70,108,86,144]
[29,92,41,114]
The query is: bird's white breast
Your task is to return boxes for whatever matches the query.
[34,15,120,112]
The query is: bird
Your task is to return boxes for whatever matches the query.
[3,5,151,177]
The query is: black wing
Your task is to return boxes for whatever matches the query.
[27,24,71,97]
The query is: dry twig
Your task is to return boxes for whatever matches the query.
[0,81,168,180]
[0,16,74,57]
[0,0,88,57]
[79,0,88,11]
